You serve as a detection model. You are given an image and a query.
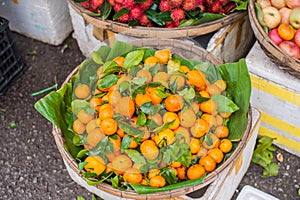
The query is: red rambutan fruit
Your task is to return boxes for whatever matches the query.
[165,22,174,28]
[165,21,180,28]
[159,0,172,11]
[123,0,136,9]
[80,0,91,9]
[139,14,151,25]
[168,0,183,8]
[140,0,153,10]
[114,0,123,4]
[209,1,224,13]
[129,6,144,20]
[117,13,131,22]
[170,8,185,22]
[182,0,199,10]
[205,0,214,6]
[198,0,204,4]
[91,0,104,9]
[114,3,125,12]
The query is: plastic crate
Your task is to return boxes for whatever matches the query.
[0,16,26,95]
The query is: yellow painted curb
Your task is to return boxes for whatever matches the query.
[260,111,300,140]
[250,75,300,107]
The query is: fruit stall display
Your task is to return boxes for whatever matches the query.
[248,0,300,78]
[34,39,252,198]
[67,0,248,38]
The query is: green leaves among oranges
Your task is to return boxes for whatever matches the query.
[137,112,147,126]
[91,51,103,65]
[211,94,239,114]
[194,62,222,83]
[86,136,114,157]
[102,60,120,74]
[178,87,196,101]
[98,74,119,89]
[35,41,251,194]
[124,50,145,69]
[140,102,161,116]
[71,99,89,115]
[121,135,132,150]
[115,119,145,136]
[125,149,147,165]
[167,59,180,74]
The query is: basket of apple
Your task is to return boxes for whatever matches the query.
[248,0,300,78]
[68,0,248,38]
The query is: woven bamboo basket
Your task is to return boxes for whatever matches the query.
[248,0,300,79]
[53,38,252,199]
[67,0,247,38]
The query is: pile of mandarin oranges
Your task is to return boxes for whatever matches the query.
[72,48,234,188]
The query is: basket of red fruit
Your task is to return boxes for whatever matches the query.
[248,0,300,78]
[68,0,248,38]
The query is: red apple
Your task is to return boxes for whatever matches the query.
[286,0,300,8]
[257,0,272,9]
[279,7,292,24]
[269,28,284,45]
[295,29,300,47]
[271,0,286,9]
[262,6,282,29]
[279,41,300,58]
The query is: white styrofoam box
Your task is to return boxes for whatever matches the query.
[237,185,280,200]
[246,42,300,157]
[206,15,255,63]
[67,3,101,56]
[64,107,260,200]
[0,0,73,45]
[67,3,254,62]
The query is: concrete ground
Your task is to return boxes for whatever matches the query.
[0,32,299,200]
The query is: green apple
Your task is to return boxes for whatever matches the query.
[290,7,300,29]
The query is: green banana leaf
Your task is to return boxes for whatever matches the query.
[217,59,251,140]
[34,83,81,158]
[34,40,251,194]
[130,175,205,194]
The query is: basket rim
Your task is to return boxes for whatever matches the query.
[53,109,252,199]
[67,0,247,38]
[52,39,252,199]
[247,0,300,76]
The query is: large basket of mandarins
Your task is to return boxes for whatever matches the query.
[68,0,248,38]
[248,0,300,78]
[35,38,252,199]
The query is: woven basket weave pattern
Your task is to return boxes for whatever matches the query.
[52,39,252,199]
[67,0,247,38]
